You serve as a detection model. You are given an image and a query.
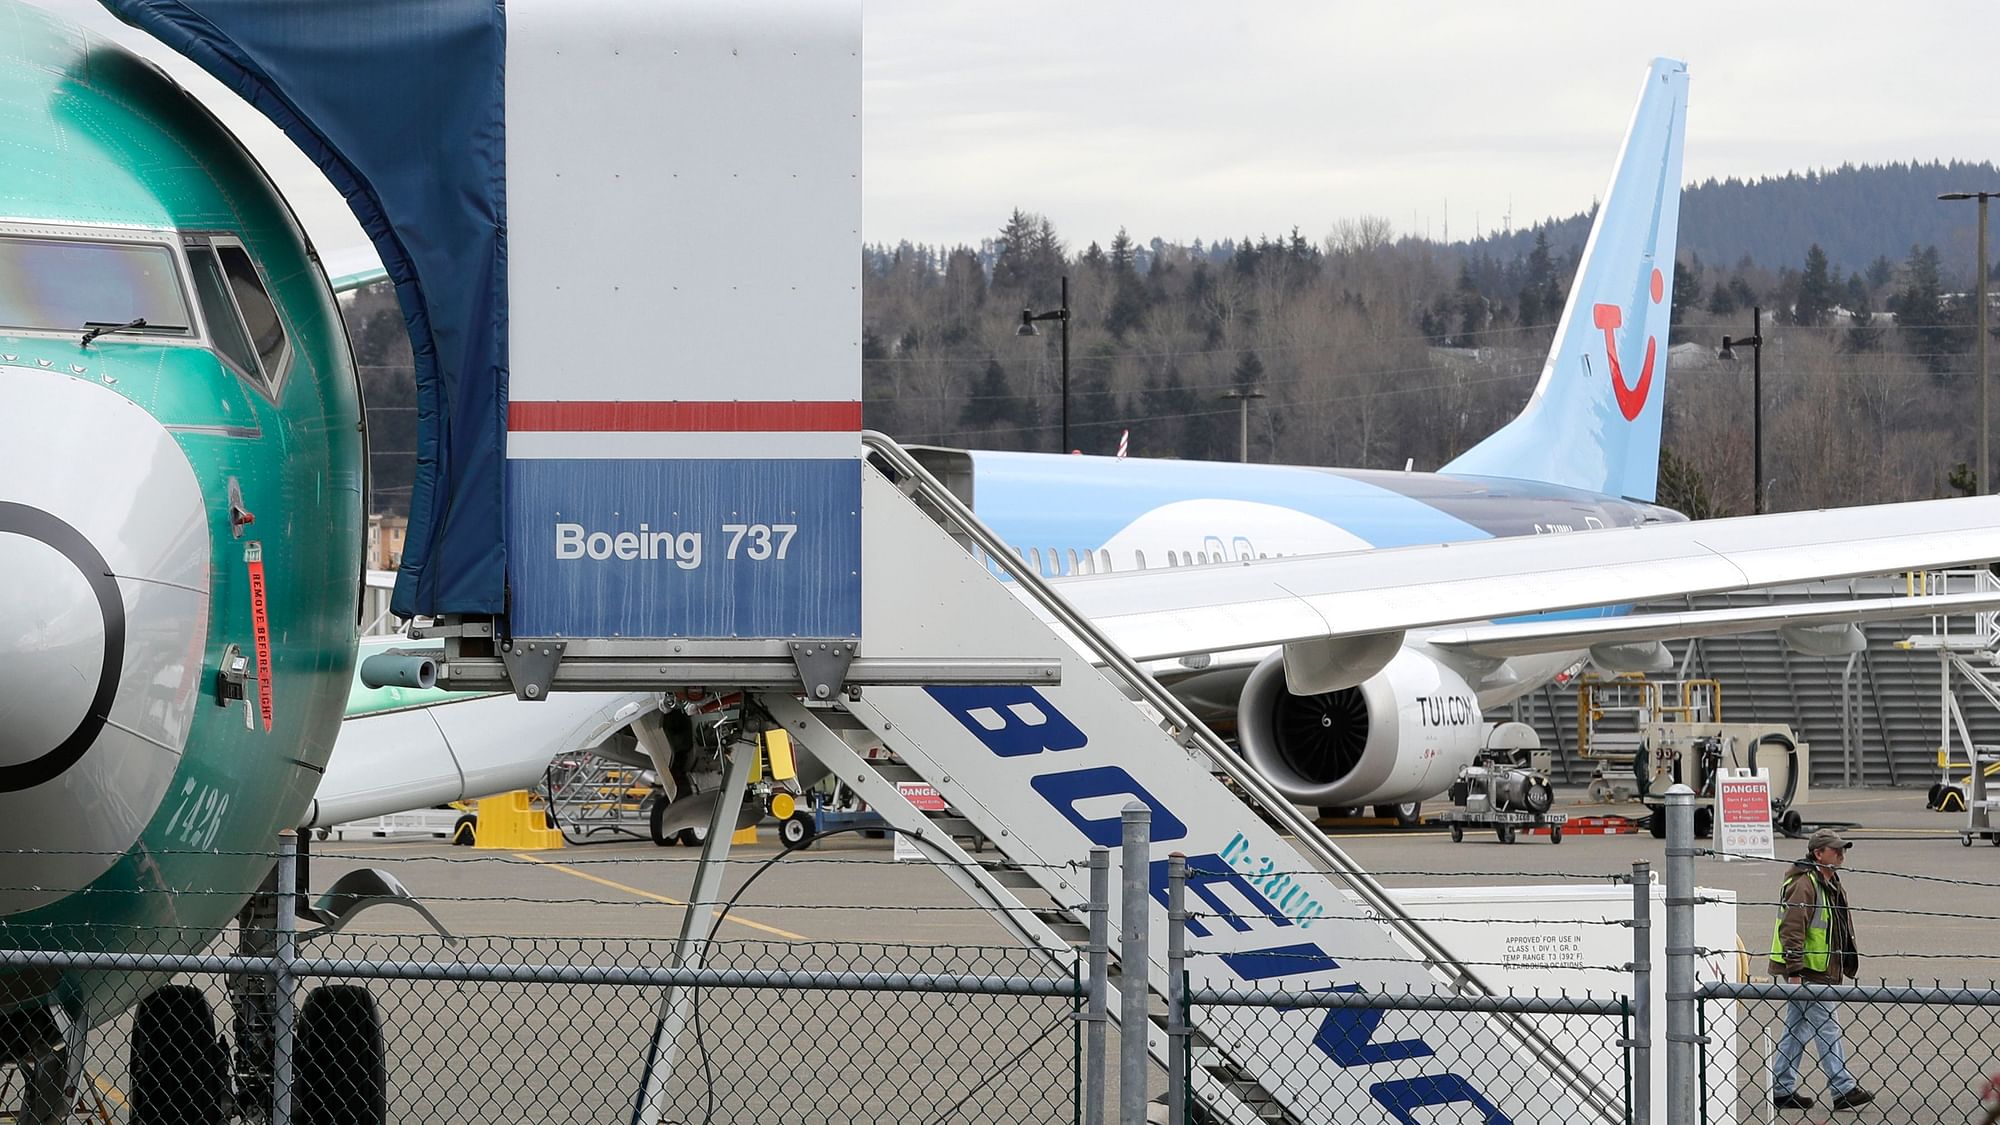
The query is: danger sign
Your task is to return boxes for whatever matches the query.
[897,782,947,812]
[1716,770,1774,860]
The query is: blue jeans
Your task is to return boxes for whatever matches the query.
[1773,996,1856,1096]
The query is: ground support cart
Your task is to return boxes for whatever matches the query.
[1438,807,1568,845]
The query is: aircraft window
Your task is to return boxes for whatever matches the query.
[217,245,289,378]
[186,247,260,380]
[1029,547,1043,573]
[1133,550,1146,570]
[1099,550,1112,572]
[0,236,191,337]
[1047,547,1060,576]
[1068,548,1082,575]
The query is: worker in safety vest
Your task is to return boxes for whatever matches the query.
[1767,827,1873,1112]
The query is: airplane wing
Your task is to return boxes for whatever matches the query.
[304,634,660,828]
[1034,495,2000,666]
[1426,589,2000,659]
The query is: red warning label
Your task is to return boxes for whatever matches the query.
[246,545,273,732]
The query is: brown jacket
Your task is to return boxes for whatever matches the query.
[1768,859,1859,984]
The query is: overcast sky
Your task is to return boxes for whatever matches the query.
[40,0,2000,256]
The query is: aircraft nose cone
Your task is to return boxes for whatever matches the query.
[0,514,118,780]
[0,365,210,915]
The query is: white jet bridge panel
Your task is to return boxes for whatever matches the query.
[502,0,862,639]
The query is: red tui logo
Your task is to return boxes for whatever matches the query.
[1592,268,1665,421]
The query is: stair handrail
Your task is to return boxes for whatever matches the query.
[861,432,1624,1122]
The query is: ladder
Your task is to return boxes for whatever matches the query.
[1902,570,2000,842]
[745,436,1626,1125]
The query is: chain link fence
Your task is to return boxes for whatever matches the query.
[1700,982,2000,1125]
[25,793,2000,1123]
[1187,988,1633,1124]
[0,933,1081,1125]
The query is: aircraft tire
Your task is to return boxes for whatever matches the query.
[131,985,226,1125]
[1647,809,1667,839]
[450,814,477,847]
[296,985,387,1125]
[1376,801,1422,828]
[1693,807,1714,838]
[678,824,708,848]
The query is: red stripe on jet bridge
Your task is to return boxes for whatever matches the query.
[508,401,862,432]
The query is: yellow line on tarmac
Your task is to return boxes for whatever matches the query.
[512,854,808,940]
[91,1071,127,1108]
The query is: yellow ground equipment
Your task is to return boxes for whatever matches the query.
[1576,674,1808,838]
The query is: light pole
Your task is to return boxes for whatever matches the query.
[1220,388,1266,463]
[1719,306,1765,513]
[1018,276,1071,452]
[1940,191,1997,495]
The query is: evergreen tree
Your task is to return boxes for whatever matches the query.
[1793,244,1836,327]
[1518,231,1557,327]
[1706,277,1740,316]
[957,358,1035,445]
[1670,255,1703,341]
[1657,446,1725,518]
[1890,243,1966,373]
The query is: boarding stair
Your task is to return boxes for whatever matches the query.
[434,434,1628,1125]
[751,435,1625,1125]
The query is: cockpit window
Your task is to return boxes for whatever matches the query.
[217,245,288,377]
[186,246,260,380]
[0,236,191,337]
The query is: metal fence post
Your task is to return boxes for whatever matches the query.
[273,831,299,1125]
[1166,853,1187,1125]
[1631,860,1652,1125]
[1665,785,1697,1125]
[1086,847,1109,1125]
[1120,803,1151,1125]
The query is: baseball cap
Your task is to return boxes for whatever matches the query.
[1806,827,1852,853]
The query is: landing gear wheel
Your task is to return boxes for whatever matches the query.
[649,797,676,847]
[1496,824,1516,845]
[450,814,477,847]
[131,985,227,1125]
[296,985,387,1125]
[1449,824,1464,843]
[1694,807,1714,838]
[780,813,815,850]
[1376,801,1422,828]
[1318,806,1362,821]
[1550,827,1563,844]
[678,824,709,849]
[1648,810,1667,839]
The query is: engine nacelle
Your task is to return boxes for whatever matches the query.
[1237,647,1483,807]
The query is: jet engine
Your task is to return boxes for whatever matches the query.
[1236,648,1484,808]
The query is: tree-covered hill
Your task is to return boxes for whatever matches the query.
[1463,160,2000,282]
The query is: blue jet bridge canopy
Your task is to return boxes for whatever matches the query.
[103,0,509,618]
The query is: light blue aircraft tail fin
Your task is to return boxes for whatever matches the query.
[1442,58,1688,502]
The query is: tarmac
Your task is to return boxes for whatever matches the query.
[290,786,2000,1123]
[305,785,2000,980]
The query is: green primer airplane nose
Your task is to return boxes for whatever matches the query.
[0,511,110,769]
[0,364,210,914]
